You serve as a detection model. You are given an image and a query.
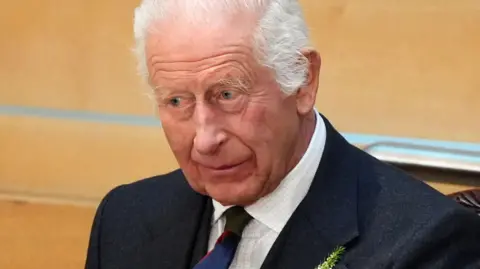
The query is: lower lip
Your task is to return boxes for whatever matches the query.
[203,160,249,177]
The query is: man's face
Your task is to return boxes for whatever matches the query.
[145,14,319,206]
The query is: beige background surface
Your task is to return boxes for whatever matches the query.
[1,0,480,268]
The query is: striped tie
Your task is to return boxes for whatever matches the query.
[193,206,252,269]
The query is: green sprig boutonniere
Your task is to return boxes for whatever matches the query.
[316,246,346,269]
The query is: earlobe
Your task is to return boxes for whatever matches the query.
[296,49,321,115]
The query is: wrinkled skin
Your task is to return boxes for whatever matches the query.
[145,11,321,206]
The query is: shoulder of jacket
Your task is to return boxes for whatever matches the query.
[97,168,196,210]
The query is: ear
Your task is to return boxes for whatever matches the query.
[295,49,321,115]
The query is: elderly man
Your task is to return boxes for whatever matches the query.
[85,0,480,268]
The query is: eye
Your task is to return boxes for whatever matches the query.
[220,90,235,100]
[168,97,182,107]
[160,93,194,110]
[215,88,246,113]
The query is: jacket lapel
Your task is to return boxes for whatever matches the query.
[131,174,212,269]
[261,115,359,269]
[189,200,214,267]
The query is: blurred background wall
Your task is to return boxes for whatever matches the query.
[1,0,479,268]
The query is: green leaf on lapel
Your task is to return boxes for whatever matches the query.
[317,246,346,269]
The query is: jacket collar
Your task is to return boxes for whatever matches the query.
[260,113,359,269]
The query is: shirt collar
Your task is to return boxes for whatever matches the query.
[212,109,326,233]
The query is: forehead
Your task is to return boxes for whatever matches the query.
[145,13,260,85]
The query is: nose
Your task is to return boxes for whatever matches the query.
[193,126,227,155]
[193,103,227,155]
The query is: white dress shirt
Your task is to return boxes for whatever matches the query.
[208,109,327,269]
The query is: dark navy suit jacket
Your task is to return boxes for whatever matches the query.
[85,115,480,269]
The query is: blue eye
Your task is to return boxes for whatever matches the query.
[220,90,234,100]
[169,97,181,106]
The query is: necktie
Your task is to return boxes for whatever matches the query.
[193,206,252,269]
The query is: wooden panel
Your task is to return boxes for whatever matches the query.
[0,0,150,115]
[1,0,480,142]
[0,188,471,269]
[301,0,480,142]
[0,115,177,201]
[2,2,479,268]
[426,182,478,195]
[1,114,475,204]
[0,200,95,269]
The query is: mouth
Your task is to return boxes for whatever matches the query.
[215,163,243,170]
[198,159,249,173]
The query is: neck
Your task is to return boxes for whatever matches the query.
[286,110,317,175]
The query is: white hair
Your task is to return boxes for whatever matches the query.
[133,0,311,95]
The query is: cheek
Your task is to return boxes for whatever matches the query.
[238,102,286,146]
[235,105,271,143]
[233,106,278,167]
[238,101,298,169]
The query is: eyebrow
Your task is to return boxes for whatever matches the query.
[152,86,190,101]
[152,85,169,99]
[152,75,252,99]
[214,76,251,91]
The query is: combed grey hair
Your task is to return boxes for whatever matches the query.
[133,0,311,95]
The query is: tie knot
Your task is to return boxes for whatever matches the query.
[224,206,252,236]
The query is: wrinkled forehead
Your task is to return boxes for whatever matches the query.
[142,2,270,91]
[146,24,251,59]
[145,9,260,58]
[144,14,262,89]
